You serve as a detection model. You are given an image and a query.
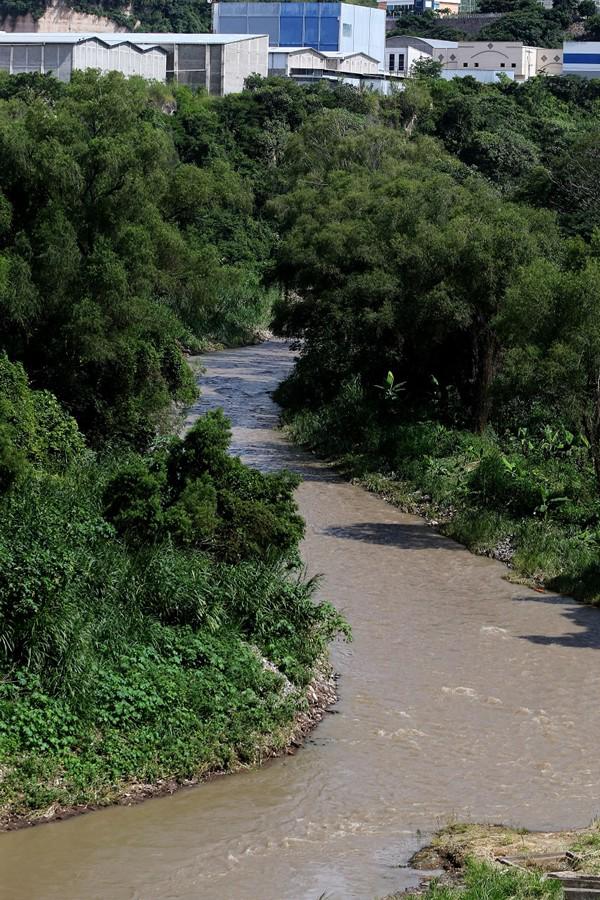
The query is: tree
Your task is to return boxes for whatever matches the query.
[272,120,559,431]
[584,12,600,35]
[478,8,566,46]
[499,249,600,487]
[410,58,443,80]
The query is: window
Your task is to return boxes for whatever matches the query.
[511,62,516,67]
[500,62,505,67]
[342,22,352,37]
[388,53,395,71]
[398,53,404,71]
[474,62,479,67]
[463,62,468,67]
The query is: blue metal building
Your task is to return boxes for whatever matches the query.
[212,2,385,67]
[563,41,600,77]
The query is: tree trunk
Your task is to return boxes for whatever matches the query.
[583,371,600,491]
[472,328,498,434]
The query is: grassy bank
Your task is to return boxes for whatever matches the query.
[0,358,348,829]
[388,822,600,899]
[283,392,600,604]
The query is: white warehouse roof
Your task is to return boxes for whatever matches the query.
[271,46,378,63]
[0,32,267,45]
[387,35,459,49]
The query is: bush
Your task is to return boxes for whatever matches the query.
[105,410,304,562]
[468,450,542,516]
[0,354,85,492]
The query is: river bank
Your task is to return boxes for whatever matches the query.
[4,342,600,900]
[388,821,600,898]
[0,658,338,833]
[282,410,600,606]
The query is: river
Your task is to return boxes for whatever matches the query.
[2,340,600,900]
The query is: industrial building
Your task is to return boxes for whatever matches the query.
[386,35,563,81]
[385,35,455,77]
[0,33,167,81]
[213,2,386,67]
[563,41,600,77]
[267,45,390,89]
[268,46,379,77]
[377,0,460,16]
[0,32,269,94]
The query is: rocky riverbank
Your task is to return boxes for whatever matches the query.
[386,822,600,898]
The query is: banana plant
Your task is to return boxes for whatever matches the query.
[375,371,406,402]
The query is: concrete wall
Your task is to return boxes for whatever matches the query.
[451,13,502,33]
[536,47,562,74]
[386,43,428,74]
[440,42,538,79]
[441,67,515,81]
[223,35,268,93]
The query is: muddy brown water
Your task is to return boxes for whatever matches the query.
[3,341,600,900]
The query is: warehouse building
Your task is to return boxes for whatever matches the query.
[385,35,456,76]
[213,2,386,68]
[386,35,562,81]
[0,32,269,94]
[268,46,380,78]
[267,44,391,88]
[0,33,167,81]
[563,41,600,77]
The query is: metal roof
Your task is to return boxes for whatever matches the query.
[269,46,377,62]
[0,32,267,45]
[386,35,459,49]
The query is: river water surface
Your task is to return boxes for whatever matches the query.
[3,341,600,900]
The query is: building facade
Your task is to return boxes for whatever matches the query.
[0,32,268,94]
[213,2,385,66]
[268,45,380,77]
[0,34,166,81]
[563,41,600,77]
[386,35,562,80]
[385,35,457,76]
[440,41,539,80]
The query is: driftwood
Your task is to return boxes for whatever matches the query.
[547,872,600,899]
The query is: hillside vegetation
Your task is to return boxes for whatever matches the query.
[268,71,600,603]
[0,0,211,32]
[0,71,358,825]
[2,64,600,820]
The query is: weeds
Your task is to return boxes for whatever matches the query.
[284,385,600,604]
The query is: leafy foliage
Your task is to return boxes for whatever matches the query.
[104,409,304,562]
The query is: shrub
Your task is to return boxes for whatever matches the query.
[164,475,219,547]
[105,410,304,562]
[103,459,165,543]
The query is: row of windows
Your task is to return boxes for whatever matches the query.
[387,53,518,73]
[388,52,405,71]
[461,61,517,68]
[0,44,71,76]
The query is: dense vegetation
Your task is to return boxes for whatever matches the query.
[0,351,346,822]
[2,61,600,822]
[0,71,360,824]
[268,72,600,602]
[390,0,600,47]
